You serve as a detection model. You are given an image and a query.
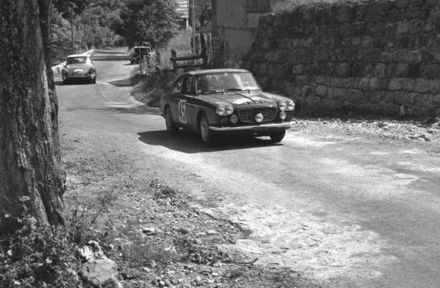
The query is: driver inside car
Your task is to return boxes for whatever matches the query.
[197,77,214,94]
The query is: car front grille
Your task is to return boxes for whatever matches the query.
[237,107,278,124]
[70,71,86,77]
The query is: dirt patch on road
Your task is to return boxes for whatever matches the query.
[215,203,396,287]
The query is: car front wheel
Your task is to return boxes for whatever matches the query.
[165,107,178,134]
[199,114,215,145]
[270,130,286,143]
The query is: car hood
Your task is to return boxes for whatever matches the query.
[200,91,280,107]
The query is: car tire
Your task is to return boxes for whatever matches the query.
[165,107,178,134]
[199,114,215,145]
[270,130,286,143]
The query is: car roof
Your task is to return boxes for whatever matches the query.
[186,69,250,76]
[66,54,89,58]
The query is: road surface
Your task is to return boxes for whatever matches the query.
[57,50,440,288]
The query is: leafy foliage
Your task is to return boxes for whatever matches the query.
[49,0,126,63]
[49,0,182,63]
[0,221,82,287]
[273,0,351,11]
[0,191,117,288]
[111,0,180,48]
[53,0,88,18]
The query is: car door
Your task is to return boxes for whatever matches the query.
[183,76,199,130]
[168,75,184,124]
[175,75,194,128]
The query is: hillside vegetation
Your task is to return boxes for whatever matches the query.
[274,0,354,11]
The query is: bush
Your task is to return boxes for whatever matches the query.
[0,221,82,288]
[273,0,353,11]
[131,69,178,107]
[130,30,193,106]
[0,192,116,288]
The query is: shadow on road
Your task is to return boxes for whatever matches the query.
[137,130,280,154]
[54,79,93,85]
[108,78,136,87]
[103,105,161,115]
[65,104,160,115]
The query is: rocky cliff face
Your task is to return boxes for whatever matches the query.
[243,0,440,116]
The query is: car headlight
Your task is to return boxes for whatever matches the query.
[278,101,287,111]
[216,105,226,116]
[286,100,295,111]
[216,104,234,116]
[225,104,234,115]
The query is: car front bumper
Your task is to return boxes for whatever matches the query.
[66,74,95,79]
[209,122,293,133]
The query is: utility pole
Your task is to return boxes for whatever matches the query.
[192,0,196,55]
[70,10,74,53]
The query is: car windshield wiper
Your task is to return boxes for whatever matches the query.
[226,88,260,92]
[201,89,224,95]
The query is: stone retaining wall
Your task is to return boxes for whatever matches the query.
[243,0,440,116]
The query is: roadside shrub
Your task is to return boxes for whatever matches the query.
[0,191,117,288]
[0,219,81,288]
[131,69,179,107]
[273,0,353,11]
[130,30,193,106]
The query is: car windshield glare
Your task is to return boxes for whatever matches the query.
[196,72,260,95]
[66,57,87,65]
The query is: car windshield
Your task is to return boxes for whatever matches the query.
[66,56,87,65]
[196,72,260,95]
[134,47,150,55]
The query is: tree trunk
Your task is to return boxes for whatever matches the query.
[0,0,65,233]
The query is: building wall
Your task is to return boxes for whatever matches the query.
[243,0,440,116]
[212,0,274,66]
[175,0,189,19]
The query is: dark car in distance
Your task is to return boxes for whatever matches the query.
[160,69,295,145]
[130,45,151,64]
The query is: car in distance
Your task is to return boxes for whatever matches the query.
[62,54,97,84]
[130,45,151,64]
[160,69,295,145]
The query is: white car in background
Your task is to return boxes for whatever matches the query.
[62,54,97,84]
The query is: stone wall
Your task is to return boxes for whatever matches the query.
[211,0,276,66]
[243,0,440,116]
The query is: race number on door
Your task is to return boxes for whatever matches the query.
[178,100,187,124]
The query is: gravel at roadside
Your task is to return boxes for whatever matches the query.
[291,116,440,145]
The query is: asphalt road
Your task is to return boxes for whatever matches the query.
[57,50,440,288]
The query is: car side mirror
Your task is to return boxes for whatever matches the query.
[172,87,179,94]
